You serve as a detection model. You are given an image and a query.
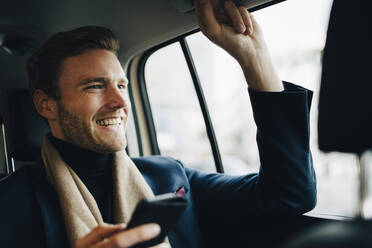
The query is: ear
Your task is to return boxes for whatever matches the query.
[33,89,58,121]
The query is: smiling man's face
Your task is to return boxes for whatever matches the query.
[51,49,130,153]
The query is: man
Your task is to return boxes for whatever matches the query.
[0,0,316,247]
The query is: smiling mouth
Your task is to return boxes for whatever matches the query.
[96,117,123,127]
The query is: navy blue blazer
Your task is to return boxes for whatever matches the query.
[0,83,316,248]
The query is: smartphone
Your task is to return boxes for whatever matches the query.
[126,193,188,248]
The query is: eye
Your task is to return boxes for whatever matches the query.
[118,84,127,90]
[84,84,104,90]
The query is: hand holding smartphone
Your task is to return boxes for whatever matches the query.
[126,193,188,248]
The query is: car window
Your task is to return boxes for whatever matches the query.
[186,32,260,175]
[143,0,357,217]
[144,42,216,173]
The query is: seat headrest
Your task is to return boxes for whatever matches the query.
[318,1,372,154]
[6,90,50,161]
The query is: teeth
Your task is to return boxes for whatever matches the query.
[96,118,122,126]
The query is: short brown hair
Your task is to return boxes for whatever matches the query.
[27,26,119,99]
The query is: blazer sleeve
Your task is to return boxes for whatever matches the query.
[185,82,316,221]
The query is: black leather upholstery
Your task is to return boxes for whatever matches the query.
[6,90,49,161]
[318,1,372,154]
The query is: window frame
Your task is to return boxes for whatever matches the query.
[127,59,144,157]
[132,30,225,173]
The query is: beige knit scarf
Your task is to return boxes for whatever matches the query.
[41,136,156,247]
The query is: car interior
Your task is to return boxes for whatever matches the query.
[1,0,371,247]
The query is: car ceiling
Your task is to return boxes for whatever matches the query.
[0,0,284,94]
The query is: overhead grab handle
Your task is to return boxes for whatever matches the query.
[171,0,275,13]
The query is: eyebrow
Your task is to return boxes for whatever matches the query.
[77,77,129,88]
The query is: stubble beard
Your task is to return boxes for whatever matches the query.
[56,102,126,153]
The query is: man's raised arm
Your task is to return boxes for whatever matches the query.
[187,0,316,216]
[194,0,284,92]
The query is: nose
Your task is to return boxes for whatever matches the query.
[106,86,130,113]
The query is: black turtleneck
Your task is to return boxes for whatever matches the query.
[49,134,113,223]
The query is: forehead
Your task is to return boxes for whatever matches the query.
[59,49,126,83]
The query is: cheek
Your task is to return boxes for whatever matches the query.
[71,96,102,120]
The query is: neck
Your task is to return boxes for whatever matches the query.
[48,134,113,175]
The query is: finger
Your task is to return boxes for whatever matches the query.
[215,13,232,25]
[224,0,246,33]
[194,0,221,38]
[250,14,259,30]
[76,224,125,248]
[239,6,253,35]
[149,243,171,248]
[94,223,161,248]
[249,14,263,36]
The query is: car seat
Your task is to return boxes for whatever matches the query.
[284,1,372,247]
[4,89,49,172]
